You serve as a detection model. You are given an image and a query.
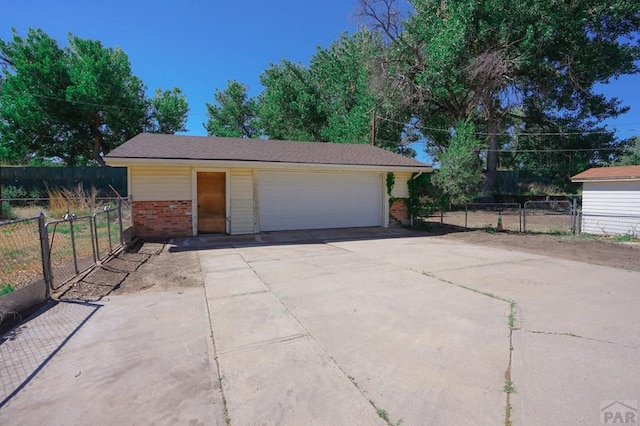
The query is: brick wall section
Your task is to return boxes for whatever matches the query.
[133,200,192,239]
[390,198,410,226]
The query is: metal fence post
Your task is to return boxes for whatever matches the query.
[571,199,578,234]
[117,199,125,246]
[523,201,527,232]
[89,215,97,263]
[93,212,100,260]
[465,204,468,229]
[38,213,52,298]
[106,207,113,253]
[69,215,79,274]
[519,206,523,233]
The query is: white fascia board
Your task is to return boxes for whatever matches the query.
[104,157,432,173]
[571,177,640,183]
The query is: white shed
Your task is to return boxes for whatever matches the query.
[571,165,640,236]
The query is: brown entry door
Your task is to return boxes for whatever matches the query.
[197,172,226,234]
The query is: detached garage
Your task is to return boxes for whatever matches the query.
[105,134,431,239]
[571,165,640,236]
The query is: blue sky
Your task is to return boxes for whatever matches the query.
[2,0,640,163]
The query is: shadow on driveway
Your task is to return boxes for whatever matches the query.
[0,300,101,408]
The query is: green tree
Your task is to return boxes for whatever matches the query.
[259,61,325,141]
[204,80,260,138]
[614,136,640,166]
[359,0,640,194]
[258,31,411,153]
[148,88,189,134]
[431,121,483,205]
[0,28,189,165]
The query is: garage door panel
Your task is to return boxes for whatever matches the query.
[259,171,383,231]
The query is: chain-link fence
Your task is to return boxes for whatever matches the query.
[47,216,96,290]
[580,213,640,237]
[93,206,122,260]
[0,216,46,294]
[465,203,522,232]
[0,197,122,222]
[523,200,576,234]
[1,199,132,325]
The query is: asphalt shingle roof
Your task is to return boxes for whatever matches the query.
[106,133,430,168]
[571,165,640,181]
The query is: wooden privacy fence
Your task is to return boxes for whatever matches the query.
[0,166,127,197]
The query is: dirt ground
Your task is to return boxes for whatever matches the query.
[53,228,640,301]
[433,226,640,272]
[54,241,204,301]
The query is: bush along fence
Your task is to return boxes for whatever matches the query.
[0,199,132,325]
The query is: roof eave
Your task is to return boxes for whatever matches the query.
[571,177,640,183]
[104,157,432,172]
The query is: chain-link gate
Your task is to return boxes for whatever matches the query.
[523,200,575,234]
[1,198,133,324]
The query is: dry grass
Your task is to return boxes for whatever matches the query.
[47,185,99,218]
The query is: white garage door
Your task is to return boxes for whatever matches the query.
[258,171,383,231]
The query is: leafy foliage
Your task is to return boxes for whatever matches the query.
[205,80,260,138]
[148,88,189,134]
[259,60,325,141]
[0,28,189,165]
[614,136,640,166]
[431,121,483,205]
[360,0,640,193]
[246,31,411,154]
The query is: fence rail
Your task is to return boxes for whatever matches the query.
[0,199,133,324]
[422,200,587,235]
[466,203,522,232]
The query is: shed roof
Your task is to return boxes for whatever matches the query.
[571,165,640,182]
[105,133,430,169]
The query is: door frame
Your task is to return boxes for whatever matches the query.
[191,168,230,236]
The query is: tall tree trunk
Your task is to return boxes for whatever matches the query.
[483,105,499,197]
[91,113,106,166]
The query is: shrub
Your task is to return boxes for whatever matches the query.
[1,185,29,200]
[0,201,17,220]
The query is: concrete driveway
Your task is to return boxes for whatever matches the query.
[1,228,639,425]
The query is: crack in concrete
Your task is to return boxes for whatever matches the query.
[426,256,542,274]
[518,328,638,349]
[421,270,517,426]
[234,247,393,425]
[209,289,269,300]
[217,333,308,355]
[199,254,231,425]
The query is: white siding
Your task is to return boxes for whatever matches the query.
[130,167,191,201]
[391,171,413,198]
[229,169,255,235]
[581,181,640,236]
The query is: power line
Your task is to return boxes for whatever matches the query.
[378,138,627,153]
[375,115,640,136]
[8,92,211,118]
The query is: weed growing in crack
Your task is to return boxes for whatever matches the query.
[503,382,516,394]
[377,408,390,422]
[508,301,516,328]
